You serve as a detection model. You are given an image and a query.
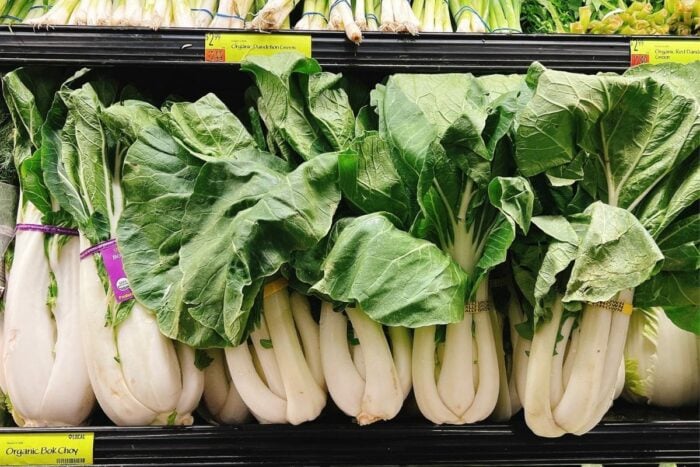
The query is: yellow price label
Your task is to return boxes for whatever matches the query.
[204,33,312,63]
[0,432,94,465]
[630,39,700,66]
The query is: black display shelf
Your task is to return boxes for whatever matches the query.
[0,25,687,73]
[0,405,698,466]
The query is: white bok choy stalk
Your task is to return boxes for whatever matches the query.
[367,73,533,424]
[0,69,94,427]
[319,304,411,425]
[42,75,203,426]
[488,273,527,420]
[513,62,700,437]
[200,350,250,424]
[623,308,699,408]
[0,93,20,426]
[226,279,327,424]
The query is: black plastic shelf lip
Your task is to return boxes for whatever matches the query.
[0,24,688,72]
[1,418,697,466]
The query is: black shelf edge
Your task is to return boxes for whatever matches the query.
[1,414,698,465]
[0,25,692,73]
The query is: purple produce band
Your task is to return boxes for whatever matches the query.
[15,223,79,236]
[80,238,116,260]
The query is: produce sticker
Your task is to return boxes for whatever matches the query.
[204,33,312,63]
[0,432,94,465]
[630,39,700,66]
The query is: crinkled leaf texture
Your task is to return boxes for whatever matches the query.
[241,53,355,160]
[311,213,468,327]
[179,151,340,346]
[119,91,341,347]
[516,64,699,211]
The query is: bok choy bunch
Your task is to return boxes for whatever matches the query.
[248,55,465,425]
[624,307,699,408]
[1,68,95,427]
[366,72,533,424]
[41,72,203,426]
[0,81,18,428]
[513,62,699,437]
[118,74,340,425]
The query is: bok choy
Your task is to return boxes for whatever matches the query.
[1,68,94,427]
[513,62,699,437]
[42,74,203,426]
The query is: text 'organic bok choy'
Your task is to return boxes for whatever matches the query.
[42,72,203,426]
[1,68,94,427]
[513,61,699,437]
[368,72,533,424]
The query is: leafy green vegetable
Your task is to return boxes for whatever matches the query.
[311,213,468,326]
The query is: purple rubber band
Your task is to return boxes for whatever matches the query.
[15,223,79,236]
[80,238,116,260]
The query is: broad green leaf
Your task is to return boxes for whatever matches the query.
[663,306,700,335]
[311,213,468,327]
[654,215,699,272]
[415,141,463,249]
[118,126,228,348]
[380,73,486,177]
[637,156,699,240]
[100,100,161,145]
[516,66,699,211]
[287,217,355,295]
[2,68,69,215]
[476,74,524,102]
[565,202,664,303]
[306,72,355,151]
[179,152,341,344]
[624,61,700,102]
[161,94,257,160]
[354,105,377,136]
[241,53,331,160]
[59,82,118,241]
[470,214,517,300]
[488,176,534,233]
[533,241,577,323]
[635,270,700,307]
[42,94,88,225]
[338,132,411,225]
[531,215,578,244]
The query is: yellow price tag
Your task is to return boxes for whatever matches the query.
[204,33,312,63]
[0,432,94,465]
[630,39,700,66]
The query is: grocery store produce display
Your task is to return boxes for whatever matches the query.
[0,54,697,442]
[0,0,696,41]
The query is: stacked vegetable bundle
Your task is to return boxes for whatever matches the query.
[0,55,697,436]
[1,0,529,42]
